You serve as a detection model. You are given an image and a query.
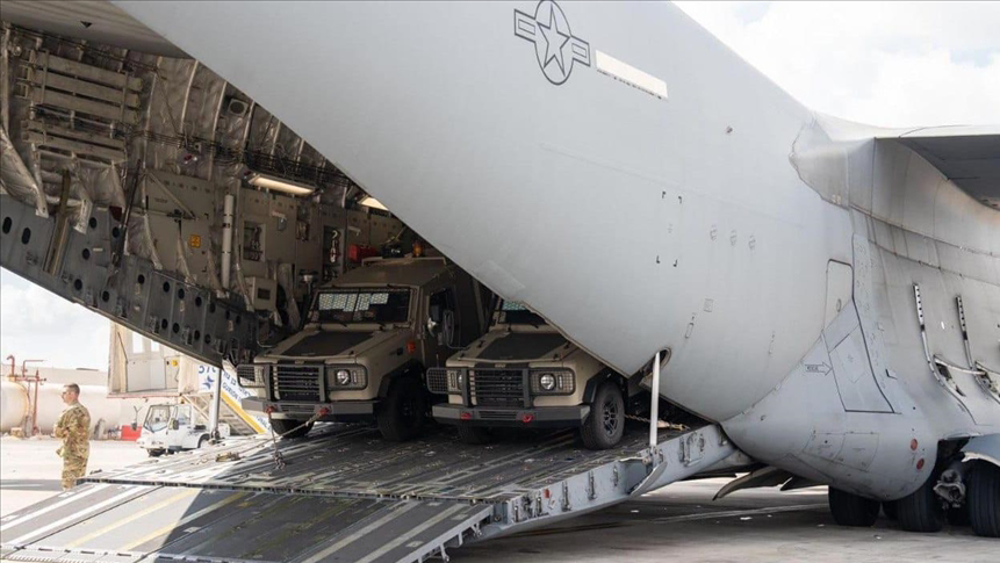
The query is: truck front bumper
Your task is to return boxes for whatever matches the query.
[242,397,376,421]
[432,404,590,428]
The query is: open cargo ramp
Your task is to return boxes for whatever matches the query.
[1,424,734,563]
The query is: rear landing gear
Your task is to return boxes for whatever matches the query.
[828,488,880,527]
[828,457,999,537]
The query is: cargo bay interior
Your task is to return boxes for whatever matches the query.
[0,23,429,369]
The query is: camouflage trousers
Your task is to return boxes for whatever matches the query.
[61,455,89,490]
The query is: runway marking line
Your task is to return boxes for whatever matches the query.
[0,484,108,533]
[63,488,198,548]
[119,491,249,551]
[5,486,143,546]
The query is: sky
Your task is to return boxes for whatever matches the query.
[674,1,1000,126]
[2,1,998,370]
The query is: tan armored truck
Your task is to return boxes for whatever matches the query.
[427,301,642,449]
[238,256,487,441]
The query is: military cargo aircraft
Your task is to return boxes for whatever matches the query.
[0,1,997,556]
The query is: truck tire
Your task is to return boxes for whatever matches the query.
[377,376,426,442]
[580,381,625,450]
[828,488,880,527]
[457,425,492,445]
[968,462,1000,538]
[271,418,313,439]
[147,449,164,457]
[897,473,944,533]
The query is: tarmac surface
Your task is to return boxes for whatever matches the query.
[1,436,994,562]
[0,436,149,516]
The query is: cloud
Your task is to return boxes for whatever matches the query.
[0,268,109,369]
[674,1,1000,127]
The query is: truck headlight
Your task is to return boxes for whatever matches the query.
[539,373,556,391]
[447,369,466,393]
[335,369,351,385]
[530,369,575,395]
[326,366,367,389]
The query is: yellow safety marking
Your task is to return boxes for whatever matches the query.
[119,491,249,551]
[64,489,198,549]
[221,392,266,434]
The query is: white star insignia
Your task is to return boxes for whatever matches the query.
[537,4,571,74]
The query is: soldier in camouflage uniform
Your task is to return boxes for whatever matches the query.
[53,383,91,490]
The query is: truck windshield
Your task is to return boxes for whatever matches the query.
[315,288,411,324]
[143,405,171,433]
[495,301,547,326]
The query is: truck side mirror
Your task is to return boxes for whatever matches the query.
[426,317,439,335]
[131,421,138,432]
[170,419,180,431]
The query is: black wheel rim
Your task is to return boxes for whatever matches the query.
[602,397,620,436]
[401,394,419,424]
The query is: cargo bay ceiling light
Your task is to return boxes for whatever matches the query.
[358,196,389,211]
[248,172,316,196]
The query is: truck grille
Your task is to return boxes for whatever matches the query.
[273,364,323,402]
[471,369,525,407]
[426,368,448,394]
[235,364,265,388]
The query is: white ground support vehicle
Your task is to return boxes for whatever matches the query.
[135,403,229,457]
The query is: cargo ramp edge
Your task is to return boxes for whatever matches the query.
[0,424,734,563]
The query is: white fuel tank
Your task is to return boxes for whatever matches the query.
[0,380,120,434]
[0,379,29,432]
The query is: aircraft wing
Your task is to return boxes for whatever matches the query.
[879,125,1000,209]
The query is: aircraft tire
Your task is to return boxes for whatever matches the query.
[828,488,879,527]
[896,474,944,533]
[456,425,492,445]
[377,376,425,442]
[580,381,625,450]
[271,418,313,439]
[968,462,1000,538]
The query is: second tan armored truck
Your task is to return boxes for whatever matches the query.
[427,301,643,449]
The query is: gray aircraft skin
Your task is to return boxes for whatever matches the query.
[106,0,999,502]
[4,0,998,504]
